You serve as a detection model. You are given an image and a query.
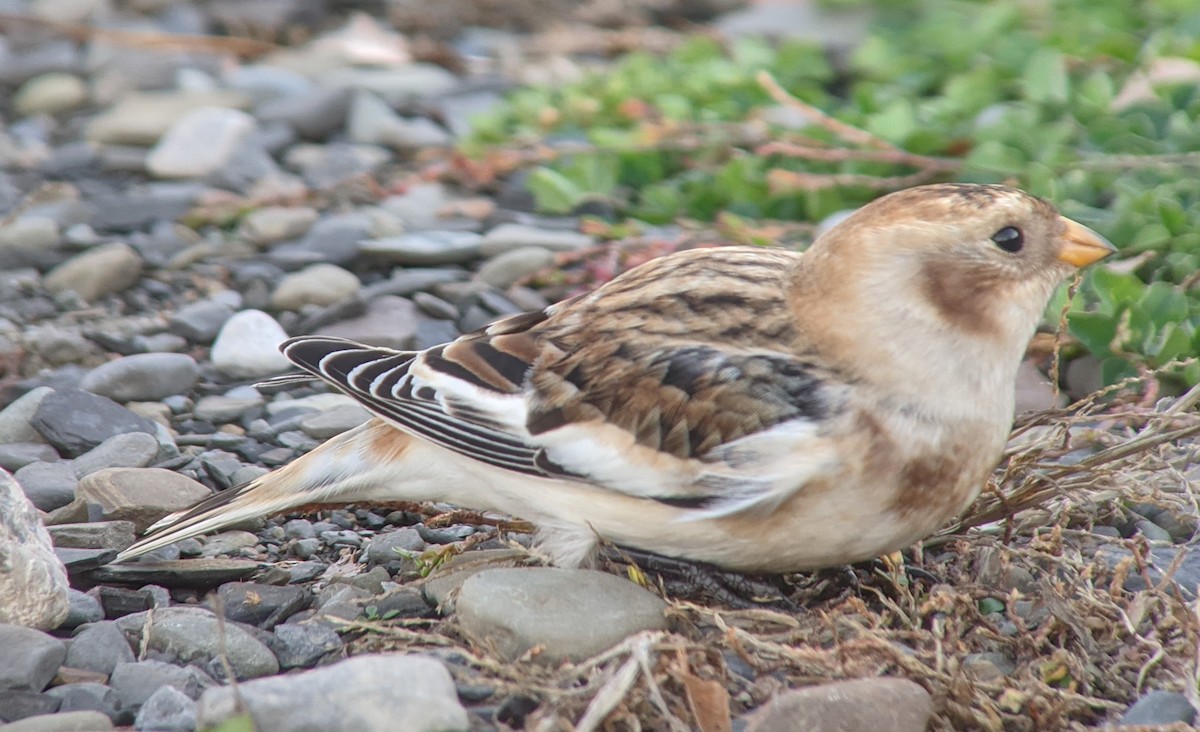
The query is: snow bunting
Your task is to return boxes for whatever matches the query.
[118,184,1114,572]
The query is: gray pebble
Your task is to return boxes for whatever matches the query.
[134,685,197,732]
[196,654,468,732]
[456,568,668,662]
[109,660,216,713]
[0,625,66,692]
[71,432,161,478]
[42,682,119,721]
[43,243,143,303]
[475,246,555,288]
[480,223,592,255]
[272,622,344,670]
[30,389,157,458]
[79,353,199,402]
[61,590,104,630]
[0,387,54,444]
[169,300,236,344]
[115,607,278,680]
[64,621,134,675]
[0,443,60,472]
[366,528,425,565]
[360,231,482,266]
[1119,690,1196,726]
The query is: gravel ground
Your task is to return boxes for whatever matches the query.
[1,1,1198,731]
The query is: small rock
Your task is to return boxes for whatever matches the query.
[193,392,265,423]
[71,432,162,478]
[86,90,250,146]
[70,468,210,532]
[270,263,361,311]
[299,404,371,439]
[0,216,62,270]
[61,590,104,630]
[240,206,319,247]
[80,353,200,403]
[196,654,468,732]
[745,678,932,732]
[365,528,425,565]
[109,660,216,713]
[0,711,114,731]
[0,689,58,722]
[23,327,95,366]
[1119,690,1196,726]
[169,299,236,344]
[0,387,54,444]
[456,568,667,662]
[43,243,143,302]
[46,522,136,551]
[347,90,452,149]
[0,625,66,692]
[115,607,278,680]
[475,246,555,288]
[0,471,70,631]
[13,72,88,116]
[14,461,77,512]
[42,682,119,719]
[214,582,309,629]
[360,231,483,266]
[318,295,419,350]
[0,443,59,472]
[31,390,157,458]
[63,621,134,676]
[272,622,344,669]
[134,684,197,732]
[480,223,592,255]
[198,530,259,558]
[210,309,292,379]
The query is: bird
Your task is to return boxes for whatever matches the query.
[116,183,1115,572]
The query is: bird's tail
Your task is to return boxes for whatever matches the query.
[115,418,412,562]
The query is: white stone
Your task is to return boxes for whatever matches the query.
[210,310,292,379]
[14,72,88,116]
[147,107,257,179]
[0,469,69,630]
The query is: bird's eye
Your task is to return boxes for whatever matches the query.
[991,226,1023,253]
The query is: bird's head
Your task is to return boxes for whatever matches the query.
[804,183,1114,342]
[795,183,1115,407]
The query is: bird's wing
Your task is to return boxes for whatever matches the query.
[283,248,849,516]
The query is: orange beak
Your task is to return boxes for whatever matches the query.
[1057,217,1116,268]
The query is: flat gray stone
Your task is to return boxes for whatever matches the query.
[169,299,236,344]
[30,389,157,458]
[0,443,59,472]
[456,568,667,662]
[475,246,555,289]
[744,678,932,732]
[197,654,468,732]
[109,660,216,712]
[1119,690,1196,726]
[360,231,483,266]
[61,590,104,630]
[480,223,592,255]
[43,243,143,302]
[46,522,136,551]
[0,625,66,692]
[299,404,370,439]
[193,392,265,423]
[64,621,134,675]
[115,607,278,680]
[71,432,161,479]
[80,353,200,403]
[366,527,425,565]
[0,710,114,731]
[317,295,419,350]
[43,681,120,720]
[14,461,78,512]
[86,90,250,146]
[0,387,54,444]
[134,685,197,732]
[239,206,319,247]
[0,470,69,631]
[272,622,344,669]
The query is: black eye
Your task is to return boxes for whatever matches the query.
[992,226,1023,253]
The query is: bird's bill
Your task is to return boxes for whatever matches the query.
[1058,218,1117,267]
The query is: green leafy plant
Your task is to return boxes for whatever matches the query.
[464,0,1200,386]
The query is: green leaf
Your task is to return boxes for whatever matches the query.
[1069,312,1119,355]
[1022,49,1070,104]
[526,168,585,214]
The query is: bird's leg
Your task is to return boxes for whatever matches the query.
[604,547,799,610]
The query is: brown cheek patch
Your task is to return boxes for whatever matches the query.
[920,259,1005,337]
